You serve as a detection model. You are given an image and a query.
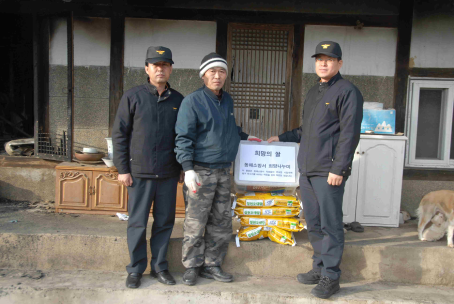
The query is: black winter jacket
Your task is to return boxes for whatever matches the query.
[112,82,184,178]
[279,73,363,177]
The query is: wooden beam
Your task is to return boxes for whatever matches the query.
[216,19,228,59]
[409,68,454,78]
[108,1,125,136]
[289,24,304,130]
[392,0,414,133]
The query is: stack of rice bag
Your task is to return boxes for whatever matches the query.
[233,192,305,246]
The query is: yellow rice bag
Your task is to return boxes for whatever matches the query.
[268,227,296,246]
[240,217,305,232]
[235,192,299,208]
[237,226,269,241]
[234,207,299,218]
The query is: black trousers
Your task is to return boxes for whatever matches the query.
[299,175,346,281]
[126,175,179,274]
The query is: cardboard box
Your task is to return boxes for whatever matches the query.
[361,109,396,134]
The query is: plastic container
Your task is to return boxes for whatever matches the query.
[234,141,299,194]
[102,157,114,167]
[105,137,113,159]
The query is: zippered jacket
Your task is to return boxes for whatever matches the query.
[112,82,184,178]
[175,86,248,171]
[279,73,363,177]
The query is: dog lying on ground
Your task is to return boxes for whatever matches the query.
[417,190,454,248]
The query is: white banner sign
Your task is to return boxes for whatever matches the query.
[238,144,296,182]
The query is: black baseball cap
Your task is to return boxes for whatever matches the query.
[311,41,342,59]
[145,46,174,65]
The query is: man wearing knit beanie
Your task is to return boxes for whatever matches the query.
[175,52,260,286]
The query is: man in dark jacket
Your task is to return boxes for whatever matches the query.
[112,46,184,289]
[268,41,363,299]
[175,53,259,286]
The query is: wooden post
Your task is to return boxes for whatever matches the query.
[216,19,228,59]
[289,24,304,130]
[67,12,74,160]
[33,14,40,155]
[393,0,414,133]
[33,14,50,156]
[108,0,125,136]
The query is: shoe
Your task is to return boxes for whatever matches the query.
[151,270,176,285]
[311,276,340,299]
[200,266,233,283]
[126,272,142,289]
[182,267,200,286]
[297,269,321,284]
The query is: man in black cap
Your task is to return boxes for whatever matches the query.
[268,41,363,299]
[112,46,184,288]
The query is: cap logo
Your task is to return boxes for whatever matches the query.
[156,50,165,54]
[321,44,330,49]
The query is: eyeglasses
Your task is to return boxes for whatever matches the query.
[315,58,337,64]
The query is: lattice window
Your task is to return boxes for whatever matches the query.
[227,24,293,140]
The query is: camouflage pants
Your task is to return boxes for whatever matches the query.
[182,165,232,268]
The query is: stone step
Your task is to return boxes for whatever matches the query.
[0,211,453,287]
[1,229,453,287]
[1,269,452,304]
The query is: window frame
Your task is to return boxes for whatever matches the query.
[405,78,454,168]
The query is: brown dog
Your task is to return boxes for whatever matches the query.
[417,190,454,247]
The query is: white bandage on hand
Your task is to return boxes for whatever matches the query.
[184,170,200,193]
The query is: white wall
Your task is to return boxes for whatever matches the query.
[303,25,397,77]
[124,18,216,69]
[50,17,111,66]
[410,14,454,68]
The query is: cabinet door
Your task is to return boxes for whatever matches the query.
[355,139,405,227]
[91,171,128,212]
[176,182,185,216]
[56,170,91,210]
[342,145,360,223]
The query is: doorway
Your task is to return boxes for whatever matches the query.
[226,23,294,140]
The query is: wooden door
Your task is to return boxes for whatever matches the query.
[226,23,294,140]
[342,145,360,224]
[56,170,91,211]
[91,171,128,212]
[355,139,405,227]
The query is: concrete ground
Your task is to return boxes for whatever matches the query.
[0,199,449,249]
[1,200,454,304]
[1,269,453,304]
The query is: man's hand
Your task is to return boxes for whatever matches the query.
[118,173,133,187]
[184,170,201,193]
[327,172,343,186]
[179,170,185,184]
[248,135,262,142]
[267,136,280,143]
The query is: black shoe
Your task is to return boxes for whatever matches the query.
[297,269,321,284]
[126,272,142,289]
[311,276,340,299]
[151,270,176,285]
[182,267,200,286]
[200,266,233,283]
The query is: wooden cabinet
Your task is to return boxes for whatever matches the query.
[342,135,407,227]
[55,162,185,217]
[56,163,127,214]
